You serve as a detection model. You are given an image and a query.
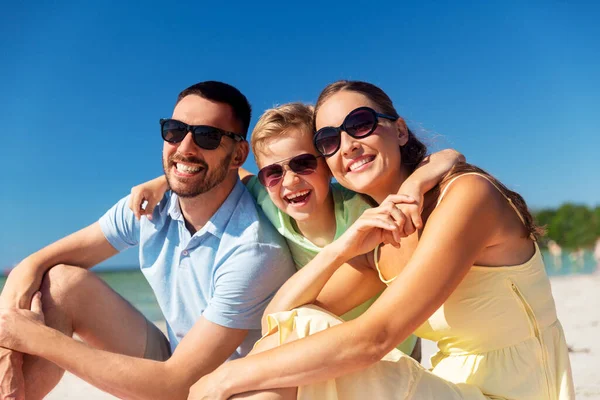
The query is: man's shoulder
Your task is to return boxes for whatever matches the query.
[137,192,177,227]
[226,187,287,246]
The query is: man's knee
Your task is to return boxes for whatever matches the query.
[40,264,94,306]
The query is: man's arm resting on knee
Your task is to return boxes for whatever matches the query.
[0,222,118,399]
[4,314,247,400]
[1,222,118,310]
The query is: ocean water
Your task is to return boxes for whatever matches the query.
[0,270,163,322]
[0,250,597,322]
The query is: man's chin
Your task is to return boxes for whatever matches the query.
[166,174,204,197]
[170,185,204,198]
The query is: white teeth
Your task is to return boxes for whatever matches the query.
[285,190,310,200]
[176,163,202,173]
[349,157,372,171]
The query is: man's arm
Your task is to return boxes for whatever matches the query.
[0,222,119,400]
[1,222,118,310]
[1,238,291,399]
[0,308,246,400]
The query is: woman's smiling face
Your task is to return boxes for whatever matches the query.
[315,90,407,196]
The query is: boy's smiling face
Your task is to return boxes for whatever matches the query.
[256,130,332,222]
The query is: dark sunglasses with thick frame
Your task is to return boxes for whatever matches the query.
[257,153,322,188]
[160,118,245,150]
[313,106,398,157]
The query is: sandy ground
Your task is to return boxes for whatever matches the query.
[45,273,600,399]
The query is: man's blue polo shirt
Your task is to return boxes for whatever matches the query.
[99,179,295,359]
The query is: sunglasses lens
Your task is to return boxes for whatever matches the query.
[258,165,284,187]
[345,109,376,137]
[192,127,222,150]
[314,128,340,156]
[289,154,318,175]
[161,120,188,143]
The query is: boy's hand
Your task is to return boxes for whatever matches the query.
[393,148,465,235]
[335,194,417,259]
[129,176,169,220]
[378,189,422,237]
[391,183,424,236]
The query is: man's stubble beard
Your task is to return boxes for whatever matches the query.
[164,151,234,198]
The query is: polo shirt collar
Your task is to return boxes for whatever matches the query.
[166,179,246,239]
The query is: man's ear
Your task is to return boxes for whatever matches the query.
[396,117,409,147]
[231,141,249,169]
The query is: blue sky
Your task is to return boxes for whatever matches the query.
[1,1,599,269]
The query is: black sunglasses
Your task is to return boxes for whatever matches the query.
[257,153,321,187]
[313,107,398,157]
[160,118,245,150]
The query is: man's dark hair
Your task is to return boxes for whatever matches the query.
[176,81,252,137]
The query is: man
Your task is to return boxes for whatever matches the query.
[0,81,295,400]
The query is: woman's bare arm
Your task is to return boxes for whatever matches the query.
[260,194,419,328]
[191,175,505,398]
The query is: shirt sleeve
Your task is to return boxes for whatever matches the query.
[203,242,295,330]
[244,176,285,233]
[98,195,141,252]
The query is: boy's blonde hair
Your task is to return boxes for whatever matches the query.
[251,102,314,163]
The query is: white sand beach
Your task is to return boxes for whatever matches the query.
[46,273,600,399]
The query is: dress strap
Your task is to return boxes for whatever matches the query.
[373,244,396,286]
[437,172,534,240]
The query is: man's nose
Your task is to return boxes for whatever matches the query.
[177,131,199,154]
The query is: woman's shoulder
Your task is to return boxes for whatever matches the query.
[436,167,508,209]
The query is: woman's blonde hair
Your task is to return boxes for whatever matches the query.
[251,102,314,163]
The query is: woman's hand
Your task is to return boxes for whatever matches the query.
[187,369,228,400]
[128,176,169,220]
[335,194,416,260]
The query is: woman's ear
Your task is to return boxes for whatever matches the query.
[396,117,409,146]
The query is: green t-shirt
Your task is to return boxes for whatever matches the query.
[246,177,372,268]
[245,176,418,356]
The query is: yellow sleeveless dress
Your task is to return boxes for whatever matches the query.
[260,173,575,399]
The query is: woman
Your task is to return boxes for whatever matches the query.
[189,81,575,399]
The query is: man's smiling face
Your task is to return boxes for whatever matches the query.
[162,94,242,198]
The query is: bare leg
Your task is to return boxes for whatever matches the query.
[229,332,298,400]
[0,350,24,400]
[21,265,150,400]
